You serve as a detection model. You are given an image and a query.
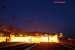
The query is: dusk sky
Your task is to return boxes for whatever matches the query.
[0,0,75,36]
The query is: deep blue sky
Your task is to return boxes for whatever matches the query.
[0,0,75,36]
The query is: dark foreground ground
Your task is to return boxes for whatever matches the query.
[29,43,75,50]
[0,42,75,50]
[0,42,35,50]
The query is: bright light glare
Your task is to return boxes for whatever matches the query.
[40,36,48,42]
[32,36,40,43]
[0,34,60,43]
[10,35,60,43]
[10,36,31,43]
[49,35,59,43]
[0,37,6,42]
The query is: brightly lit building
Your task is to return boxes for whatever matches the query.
[0,32,64,43]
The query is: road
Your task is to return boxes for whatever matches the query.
[0,42,30,48]
[0,42,34,50]
[29,43,75,50]
[0,41,75,50]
